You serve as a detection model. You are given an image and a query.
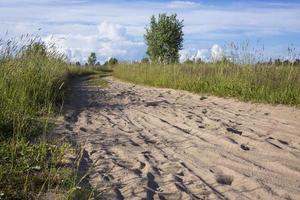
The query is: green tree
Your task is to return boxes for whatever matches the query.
[183,59,194,64]
[104,57,118,66]
[195,58,204,64]
[88,52,97,66]
[141,57,149,63]
[144,13,184,64]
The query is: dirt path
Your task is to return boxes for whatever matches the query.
[56,76,300,200]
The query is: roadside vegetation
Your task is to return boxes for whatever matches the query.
[114,13,300,106]
[113,62,300,106]
[0,37,102,199]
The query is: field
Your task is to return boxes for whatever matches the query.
[113,62,300,106]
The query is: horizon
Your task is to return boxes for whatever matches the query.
[1,0,300,63]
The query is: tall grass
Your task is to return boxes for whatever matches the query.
[0,37,99,199]
[0,38,96,139]
[113,62,300,106]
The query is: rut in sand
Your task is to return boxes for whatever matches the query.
[54,76,300,200]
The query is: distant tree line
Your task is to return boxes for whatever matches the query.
[74,13,299,67]
[263,58,300,66]
[77,52,299,67]
[75,52,119,67]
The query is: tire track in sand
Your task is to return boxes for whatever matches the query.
[54,76,300,200]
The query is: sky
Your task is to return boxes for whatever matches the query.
[0,0,300,63]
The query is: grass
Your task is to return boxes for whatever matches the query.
[87,73,111,87]
[113,62,300,106]
[0,37,102,199]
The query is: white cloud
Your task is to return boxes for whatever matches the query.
[194,49,210,61]
[97,21,127,41]
[211,44,224,61]
[43,21,145,63]
[179,49,190,62]
[1,0,299,61]
[167,1,200,9]
[180,45,222,63]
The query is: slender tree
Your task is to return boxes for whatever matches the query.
[144,13,184,64]
[88,52,97,66]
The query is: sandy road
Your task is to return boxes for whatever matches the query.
[56,76,300,200]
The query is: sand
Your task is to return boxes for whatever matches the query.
[55,76,300,200]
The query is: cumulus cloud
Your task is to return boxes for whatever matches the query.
[1,0,299,61]
[179,48,209,62]
[194,49,210,61]
[43,21,145,63]
[98,21,127,41]
[179,49,190,62]
[180,45,223,63]
[211,44,224,61]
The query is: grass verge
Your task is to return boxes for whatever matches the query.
[87,73,111,87]
[0,37,102,199]
[113,63,300,106]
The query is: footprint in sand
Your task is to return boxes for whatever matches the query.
[215,174,234,185]
[226,127,242,135]
[240,144,250,151]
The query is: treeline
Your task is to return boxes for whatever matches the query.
[75,52,119,67]
[181,58,300,66]
[259,58,300,66]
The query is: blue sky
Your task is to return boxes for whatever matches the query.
[0,0,299,63]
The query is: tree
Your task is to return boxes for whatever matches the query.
[109,57,118,65]
[294,59,300,66]
[195,58,204,64]
[274,59,281,65]
[144,13,184,64]
[88,52,97,66]
[183,59,194,64]
[104,57,118,66]
[141,57,149,63]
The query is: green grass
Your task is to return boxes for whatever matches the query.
[113,62,300,106]
[0,38,102,199]
[87,73,111,87]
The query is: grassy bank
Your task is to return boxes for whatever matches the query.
[113,63,300,106]
[0,39,100,199]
